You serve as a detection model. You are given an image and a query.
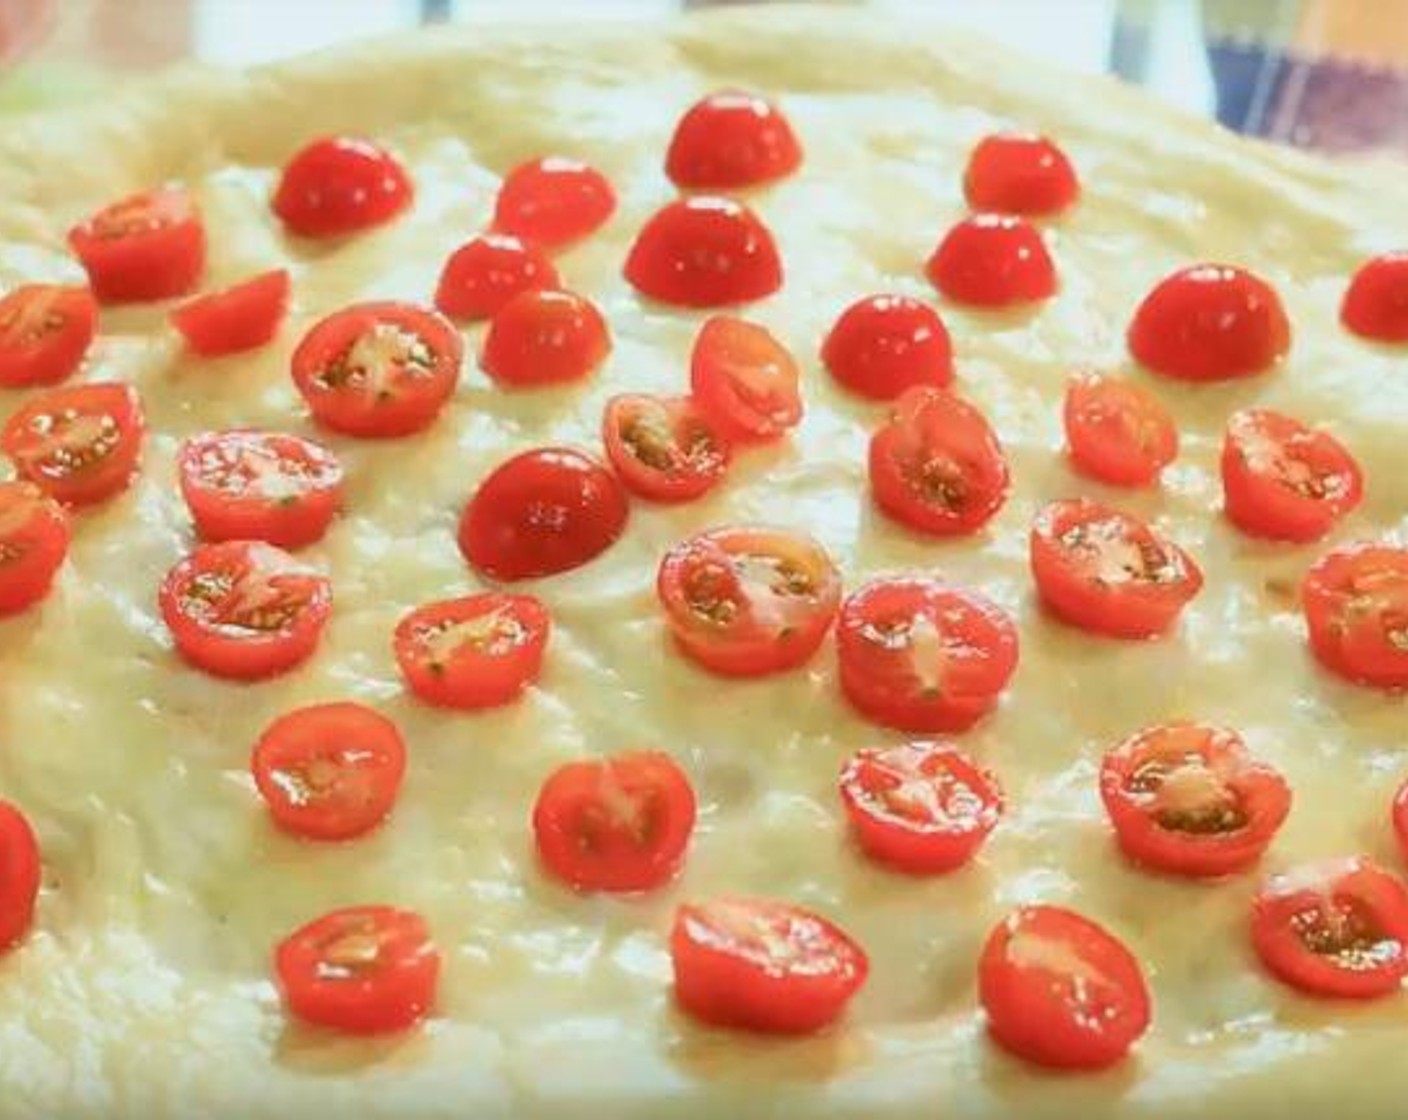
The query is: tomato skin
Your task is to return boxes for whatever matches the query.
[67,185,205,303]
[822,294,953,401]
[925,214,1056,308]
[1063,372,1178,488]
[980,905,1150,1070]
[479,289,610,389]
[273,136,412,239]
[963,133,1079,216]
[689,315,802,443]
[533,750,697,893]
[492,157,616,249]
[0,285,97,388]
[665,90,802,190]
[393,593,550,710]
[0,481,70,616]
[840,742,1003,875]
[602,394,731,503]
[1341,252,1408,342]
[1,381,145,507]
[670,898,869,1034]
[624,196,783,308]
[170,269,290,357]
[434,233,559,322]
[0,799,40,954]
[1302,543,1408,689]
[275,906,439,1035]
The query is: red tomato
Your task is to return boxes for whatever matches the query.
[963,133,1079,216]
[0,285,97,388]
[158,540,332,681]
[458,447,628,581]
[0,799,40,953]
[839,741,1003,874]
[665,90,803,190]
[836,578,1017,733]
[275,906,439,1035]
[1128,264,1289,381]
[1063,372,1178,487]
[67,185,205,303]
[979,905,1150,1070]
[1341,252,1408,343]
[1099,722,1291,878]
[272,136,412,239]
[479,289,610,389]
[925,214,1056,308]
[671,897,868,1034]
[492,156,616,249]
[0,481,70,615]
[1030,498,1203,639]
[1393,779,1408,866]
[393,593,550,709]
[533,750,697,893]
[624,196,783,308]
[1,381,144,506]
[1302,543,1408,689]
[252,702,406,842]
[822,294,953,400]
[291,301,462,438]
[1251,857,1408,999]
[1220,409,1363,543]
[433,233,559,322]
[656,525,841,677]
[602,393,730,503]
[170,269,290,357]
[868,386,1009,537]
[689,315,801,442]
[177,430,343,549]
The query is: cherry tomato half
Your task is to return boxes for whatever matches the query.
[602,393,730,503]
[1063,372,1178,488]
[822,294,953,401]
[963,133,1079,217]
[67,185,205,303]
[665,90,803,190]
[492,156,616,249]
[434,233,559,322]
[925,214,1056,308]
[170,269,290,358]
[0,481,70,616]
[1,381,145,506]
[689,315,802,442]
[0,799,40,953]
[1342,252,1408,343]
[624,196,782,308]
[0,284,97,388]
[479,289,610,389]
[272,136,413,239]
[1302,543,1408,689]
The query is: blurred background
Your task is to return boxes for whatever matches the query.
[2,0,1407,156]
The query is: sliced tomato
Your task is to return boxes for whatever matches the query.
[170,269,290,357]
[963,133,1079,216]
[689,315,801,442]
[670,897,868,1034]
[0,284,97,388]
[840,741,1003,874]
[492,156,616,249]
[394,593,550,709]
[1063,372,1178,487]
[291,301,462,438]
[602,393,730,503]
[1099,722,1291,878]
[0,799,40,953]
[624,196,782,308]
[1342,252,1408,343]
[1393,779,1408,867]
[665,90,802,190]
[925,214,1056,308]
[657,525,841,677]
[272,136,413,239]
[1302,543,1408,689]
[178,429,343,549]
[479,289,610,389]
[275,906,439,1034]
[868,386,1009,537]
[979,905,1150,1070]
[822,294,953,401]
[433,233,559,322]
[1,381,144,506]
[1030,498,1202,639]
[533,750,697,893]
[252,702,406,842]
[68,185,205,303]
[0,481,70,615]
[158,540,332,680]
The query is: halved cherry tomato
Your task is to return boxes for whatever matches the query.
[492,156,616,249]
[252,702,406,842]
[822,294,953,401]
[1221,409,1363,543]
[836,578,1018,733]
[178,429,343,549]
[272,136,412,239]
[158,540,332,680]
[979,905,1150,1070]
[1,381,145,506]
[170,269,290,357]
[0,800,40,954]
[665,90,803,190]
[840,741,1003,874]
[689,315,801,442]
[0,481,69,615]
[602,393,730,503]
[0,285,97,387]
[1099,722,1291,878]
[1063,372,1178,487]
[479,289,610,389]
[1030,498,1202,639]
[925,214,1056,308]
[1342,252,1408,342]
[868,386,1009,537]
[1128,264,1289,381]
[394,593,550,709]
[67,185,205,303]
[963,133,1079,217]
[291,301,462,438]
[624,196,782,308]
[275,906,439,1034]
[1302,543,1408,689]
[671,897,868,1034]
[458,447,628,581]
[533,750,696,893]
[1251,857,1408,999]
[433,233,559,322]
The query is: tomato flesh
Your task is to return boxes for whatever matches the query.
[492,156,616,248]
[273,136,412,239]
[1341,252,1408,343]
[602,393,730,503]
[0,481,70,615]
[665,90,802,190]
[0,799,40,953]
[67,185,205,303]
[1302,543,1408,689]
[394,593,550,709]
[480,289,610,389]
[925,214,1055,308]
[822,294,953,401]
[689,315,802,442]
[963,133,1079,216]
[1,381,145,507]
[0,285,97,388]
[170,269,290,357]
[434,233,559,322]
[1063,371,1178,487]
[625,196,782,308]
